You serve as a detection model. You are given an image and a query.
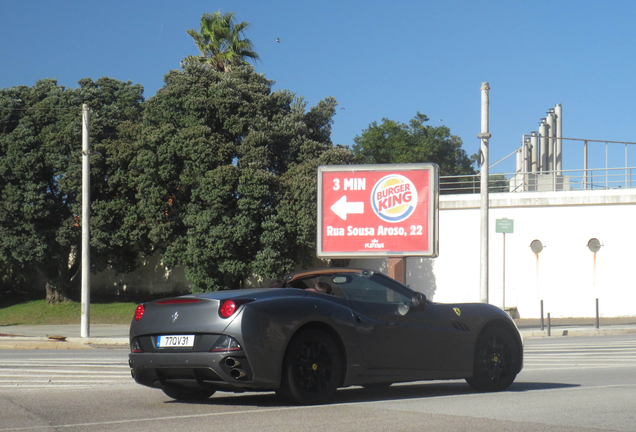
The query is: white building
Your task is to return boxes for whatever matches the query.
[352,188,636,319]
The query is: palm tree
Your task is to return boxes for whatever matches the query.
[184,11,259,72]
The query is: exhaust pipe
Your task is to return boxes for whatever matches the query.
[225,357,241,368]
[230,369,246,379]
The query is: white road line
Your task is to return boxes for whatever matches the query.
[3,384,636,431]
[525,344,636,350]
[526,347,636,351]
[0,375,131,379]
[521,339,636,370]
[0,357,131,389]
[0,384,135,389]
[21,360,126,362]
[0,368,127,374]
[0,362,126,367]
[524,364,636,368]
[526,356,636,361]
[0,379,130,383]
[0,405,319,431]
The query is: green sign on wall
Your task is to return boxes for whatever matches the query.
[496,218,514,234]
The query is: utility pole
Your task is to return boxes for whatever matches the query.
[81,104,91,338]
[478,83,491,304]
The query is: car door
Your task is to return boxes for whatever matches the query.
[337,273,448,371]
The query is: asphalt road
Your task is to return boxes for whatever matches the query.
[1,335,635,431]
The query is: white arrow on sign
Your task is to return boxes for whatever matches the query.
[330,195,364,220]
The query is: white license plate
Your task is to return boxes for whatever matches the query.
[157,335,195,348]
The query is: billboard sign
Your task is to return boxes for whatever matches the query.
[317,164,439,258]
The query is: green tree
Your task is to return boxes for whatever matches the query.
[0,78,146,302]
[133,64,354,292]
[184,11,259,73]
[352,112,476,176]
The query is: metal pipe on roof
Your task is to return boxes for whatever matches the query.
[539,119,549,172]
[531,132,539,173]
[547,109,555,173]
[555,104,563,174]
[523,136,532,173]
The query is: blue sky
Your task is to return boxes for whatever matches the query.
[2,0,636,174]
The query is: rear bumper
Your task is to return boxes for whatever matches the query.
[129,351,265,393]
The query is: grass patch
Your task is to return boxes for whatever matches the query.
[0,300,136,325]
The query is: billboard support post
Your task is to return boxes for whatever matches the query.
[388,257,406,284]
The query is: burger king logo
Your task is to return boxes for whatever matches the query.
[371,174,418,223]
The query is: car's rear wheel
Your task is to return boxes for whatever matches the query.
[161,387,215,401]
[466,326,520,392]
[277,328,342,405]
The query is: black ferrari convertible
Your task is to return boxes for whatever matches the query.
[128,268,523,405]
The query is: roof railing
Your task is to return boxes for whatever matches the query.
[440,166,636,194]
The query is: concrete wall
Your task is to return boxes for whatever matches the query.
[92,252,279,296]
[91,253,191,297]
[352,188,636,318]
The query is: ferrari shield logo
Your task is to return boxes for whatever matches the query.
[453,308,461,317]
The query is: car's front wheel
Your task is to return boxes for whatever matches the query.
[162,387,215,401]
[277,328,343,405]
[466,326,520,392]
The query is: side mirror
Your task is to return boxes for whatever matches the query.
[412,292,427,310]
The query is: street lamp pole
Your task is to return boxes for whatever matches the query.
[478,83,491,304]
[81,104,91,338]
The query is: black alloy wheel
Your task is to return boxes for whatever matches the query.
[466,326,519,392]
[278,328,343,405]
[162,387,215,401]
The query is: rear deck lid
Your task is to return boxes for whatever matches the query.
[131,295,244,337]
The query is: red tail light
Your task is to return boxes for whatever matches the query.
[219,300,237,318]
[211,335,242,352]
[131,338,143,353]
[134,304,145,321]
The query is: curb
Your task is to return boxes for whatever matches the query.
[520,327,636,338]
[67,337,129,347]
[0,337,129,350]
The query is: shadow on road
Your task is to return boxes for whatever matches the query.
[508,381,579,392]
[165,380,579,407]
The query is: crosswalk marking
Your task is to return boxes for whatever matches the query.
[0,356,133,388]
[3,339,635,388]
[523,339,636,371]
[0,368,127,374]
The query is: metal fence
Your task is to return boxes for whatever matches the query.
[440,166,636,194]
